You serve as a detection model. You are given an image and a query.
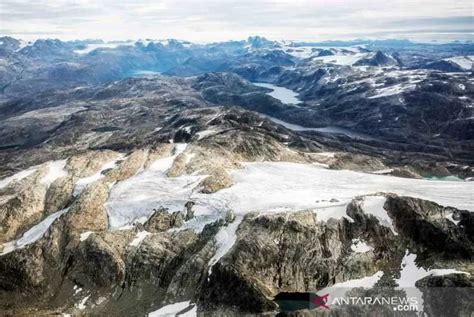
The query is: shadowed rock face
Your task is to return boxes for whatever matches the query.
[384,196,474,259]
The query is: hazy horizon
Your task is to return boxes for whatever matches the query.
[1,0,473,43]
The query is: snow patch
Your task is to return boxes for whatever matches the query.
[361,196,398,235]
[261,115,374,140]
[80,231,93,242]
[1,208,69,256]
[314,203,354,223]
[41,160,68,187]
[130,231,151,246]
[148,301,196,317]
[313,53,369,66]
[371,169,393,175]
[77,295,91,310]
[446,213,460,225]
[351,238,373,253]
[396,250,470,311]
[196,129,218,140]
[318,271,384,303]
[369,83,416,99]
[444,56,474,70]
[208,216,243,275]
[74,154,124,195]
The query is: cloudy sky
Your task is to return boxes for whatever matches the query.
[1,0,473,42]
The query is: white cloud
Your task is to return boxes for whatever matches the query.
[0,0,472,42]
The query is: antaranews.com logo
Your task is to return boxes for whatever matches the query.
[274,292,420,312]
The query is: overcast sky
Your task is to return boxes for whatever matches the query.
[1,0,473,43]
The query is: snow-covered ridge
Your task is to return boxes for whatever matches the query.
[107,156,473,232]
[0,159,68,191]
[105,151,473,267]
[73,39,192,55]
[444,56,474,70]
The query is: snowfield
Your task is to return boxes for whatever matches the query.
[106,157,473,231]
[312,52,368,66]
[148,301,196,317]
[105,153,473,267]
[106,144,207,228]
[1,149,472,260]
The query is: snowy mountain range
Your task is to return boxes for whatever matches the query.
[0,36,473,316]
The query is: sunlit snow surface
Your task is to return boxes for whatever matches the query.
[361,196,398,235]
[444,55,474,70]
[41,160,68,187]
[0,160,67,190]
[107,158,473,231]
[396,250,470,311]
[105,144,205,228]
[253,82,301,105]
[106,156,472,272]
[148,301,196,317]
[312,53,369,66]
[351,238,373,253]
